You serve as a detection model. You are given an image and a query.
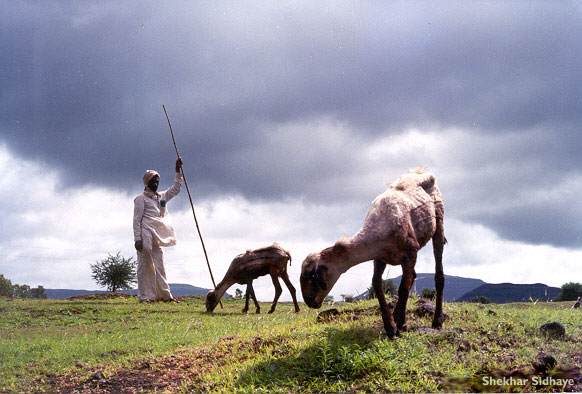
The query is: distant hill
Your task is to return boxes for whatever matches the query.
[44,283,227,300]
[356,273,486,302]
[456,283,560,303]
[392,273,486,302]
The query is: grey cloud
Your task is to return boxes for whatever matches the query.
[438,128,582,248]
[2,2,582,249]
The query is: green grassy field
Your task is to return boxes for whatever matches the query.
[0,294,580,393]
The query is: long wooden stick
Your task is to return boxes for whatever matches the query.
[163,105,222,308]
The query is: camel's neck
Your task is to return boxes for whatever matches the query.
[330,234,385,274]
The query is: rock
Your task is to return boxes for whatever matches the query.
[533,352,557,372]
[412,300,448,321]
[540,322,566,339]
[316,308,340,322]
[75,361,87,368]
[413,302,436,318]
[89,371,105,381]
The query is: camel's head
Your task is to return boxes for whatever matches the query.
[205,290,218,312]
[300,249,344,309]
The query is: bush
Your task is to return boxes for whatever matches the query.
[12,284,30,298]
[421,288,436,300]
[0,275,46,299]
[556,282,582,301]
[0,274,13,297]
[30,286,47,299]
[367,279,397,299]
[91,252,137,293]
[471,296,491,304]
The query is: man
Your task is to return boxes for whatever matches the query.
[133,158,183,302]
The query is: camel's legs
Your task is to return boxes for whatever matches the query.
[247,282,261,314]
[280,271,300,313]
[394,251,417,331]
[268,274,283,314]
[432,235,445,329]
[373,260,398,338]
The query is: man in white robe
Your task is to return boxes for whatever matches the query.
[133,158,183,302]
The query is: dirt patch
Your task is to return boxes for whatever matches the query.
[43,349,230,393]
[316,306,379,323]
[40,334,285,393]
[67,293,134,301]
[445,357,582,393]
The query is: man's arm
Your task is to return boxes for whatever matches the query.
[133,196,144,251]
[161,158,183,202]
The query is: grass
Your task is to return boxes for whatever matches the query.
[0,295,580,393]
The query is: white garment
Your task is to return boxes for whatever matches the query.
[133,172,183,301]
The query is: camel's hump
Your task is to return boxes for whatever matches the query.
[391,168,436,194]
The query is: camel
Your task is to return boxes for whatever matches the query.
[206,243,300,314]
[300,168,446,338]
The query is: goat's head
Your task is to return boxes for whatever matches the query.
[300,252,342,309]
[205,290,218,312]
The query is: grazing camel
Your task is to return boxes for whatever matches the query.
[206,243,300,314]
[300,168,446,338]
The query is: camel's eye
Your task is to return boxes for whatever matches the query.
[315,267,327,290]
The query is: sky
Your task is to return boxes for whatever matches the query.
[1,1,581,302]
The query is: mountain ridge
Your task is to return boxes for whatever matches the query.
[357,273,562,303]
[43,283,228,299]
[456,282,560,303]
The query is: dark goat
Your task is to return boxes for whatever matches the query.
[206,243,300,314]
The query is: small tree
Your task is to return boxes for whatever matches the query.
[91,252,137,293]
[556,282,582,301]
[235,288,244,299]
[0,274,13,297]
[421,288,436,300]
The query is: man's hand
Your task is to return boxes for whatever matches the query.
[135,240,143,251]
[175,157,183,173]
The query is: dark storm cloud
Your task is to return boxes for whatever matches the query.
[1,2,582,247]
[437,127,582,248]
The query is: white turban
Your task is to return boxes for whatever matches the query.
[143,170,160,186]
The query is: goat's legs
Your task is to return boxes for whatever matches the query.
[373,260,397,338]
[280,271,300,313]
[432,233,445,329]
[243,284,251,313]
[394,251,417,331]
[247,282,261,314]
[268,274,283,314]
